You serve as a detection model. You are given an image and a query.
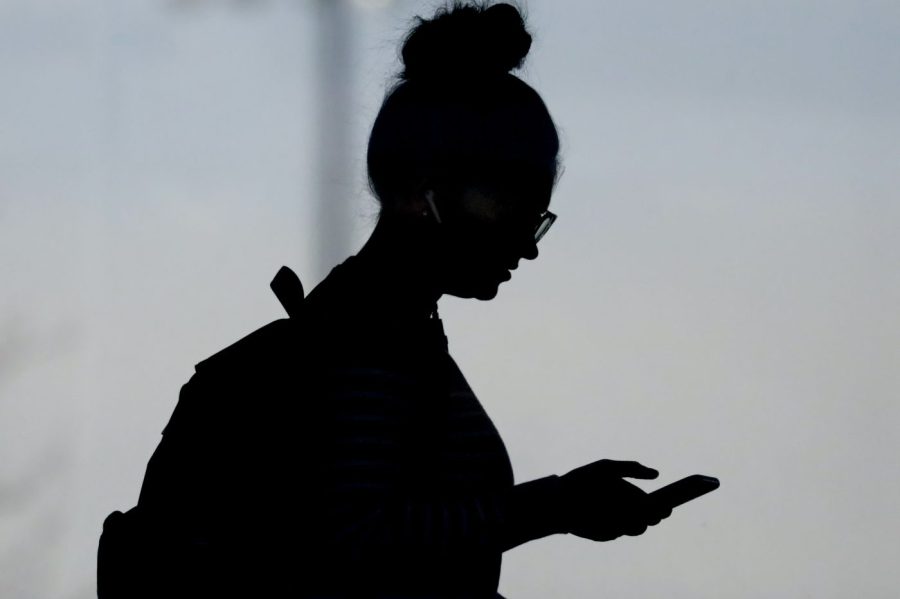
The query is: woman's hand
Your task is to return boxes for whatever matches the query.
[557,459,672,541]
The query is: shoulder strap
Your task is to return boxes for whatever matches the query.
[189,267,305,374]
[270,265,304,318]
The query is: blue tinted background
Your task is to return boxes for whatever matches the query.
[1,1,898,596]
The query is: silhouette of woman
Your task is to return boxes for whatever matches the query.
[98,3,672,598]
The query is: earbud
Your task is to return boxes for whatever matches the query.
[424,190,443,224]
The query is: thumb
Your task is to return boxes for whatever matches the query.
[604,460,659,480]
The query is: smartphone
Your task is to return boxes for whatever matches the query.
[649,474,719,509]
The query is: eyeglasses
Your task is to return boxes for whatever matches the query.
[533,210,557,243]
[426,192,557,244]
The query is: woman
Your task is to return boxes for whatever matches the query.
[291,2,671,596]
[102,3,670,598]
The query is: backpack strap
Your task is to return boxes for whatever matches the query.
[270,266,304,319]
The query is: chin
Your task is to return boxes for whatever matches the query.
[473,287,500,301]
[447,282,501,301]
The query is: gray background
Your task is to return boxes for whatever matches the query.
[1,0,898,597]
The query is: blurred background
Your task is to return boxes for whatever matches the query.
[2,0,899,597]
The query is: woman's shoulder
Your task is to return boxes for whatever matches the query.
[193,317,301,377]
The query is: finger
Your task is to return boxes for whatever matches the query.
[655,506,673,520]
[646,509,669,526]
[623,522,648,536]
[605,460,659,480]
[645,504,672,526]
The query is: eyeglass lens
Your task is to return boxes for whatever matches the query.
[534,211,557,243]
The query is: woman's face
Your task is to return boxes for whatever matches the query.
[433,176,553,300]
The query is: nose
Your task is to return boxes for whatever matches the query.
[520,240,539,261]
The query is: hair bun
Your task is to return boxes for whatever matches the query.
[401,2,532,82]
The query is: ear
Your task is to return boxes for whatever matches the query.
[387,178,432,218]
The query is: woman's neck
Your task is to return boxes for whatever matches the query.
[353,216,443,318]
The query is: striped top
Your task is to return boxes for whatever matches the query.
[296,256,564,597]
[136,256,564,598]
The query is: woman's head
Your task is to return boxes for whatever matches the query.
[366,1,561,300]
